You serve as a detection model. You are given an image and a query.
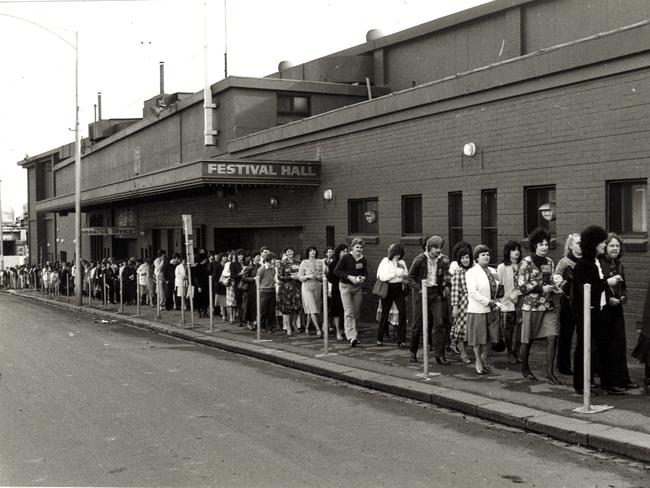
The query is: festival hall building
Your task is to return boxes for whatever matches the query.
[19,0,650,328]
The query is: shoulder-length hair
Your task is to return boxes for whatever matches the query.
[605,232,624,259]
[456,246,473,269]
[304,245,319,258]
[331,243,348,266]
[564,233,580,257]
[502,240,522,265]
[528,227,551,254]
[580,225,608,260]
[387,243,405,260]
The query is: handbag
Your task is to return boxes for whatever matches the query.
[372,279,389,299]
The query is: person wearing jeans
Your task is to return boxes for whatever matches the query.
[376,243,408,348]
[334,237,367,346]
[405,235,451,364]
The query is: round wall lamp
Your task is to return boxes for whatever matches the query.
[270,196,279,208]
[323,189,333,201]
[227,201,236,211]
[463,142,477,157]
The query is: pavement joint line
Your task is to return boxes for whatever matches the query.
[5,289,650,464]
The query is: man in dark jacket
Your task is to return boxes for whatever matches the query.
[405,235,451,364]
[164,255,176,310]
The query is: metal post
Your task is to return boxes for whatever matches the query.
[103,272,107,309]
[90,277,94,305]
[74,31,82,307]
[422,280,429,377]
[322,271,329,354]
[573,283,613,414]
[208,275,214,332]
[315,265,336,358]
[179,283,185,326]
[187,264,195,328]
[66,274,70,302]
[136,281,141,316]
[155,277,161,319]
[118,270,123,312]
[255,276,261,341]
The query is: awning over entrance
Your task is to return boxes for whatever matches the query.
[33,158,321,213]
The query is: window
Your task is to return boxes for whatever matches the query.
[608,179,647,235]
[481,190,498,262]
[402,194,422,235]
[277,94,311,125]
[524,185,556,236]
[326,226,335,248]
[448,192,463,254]
[348,198,378,235]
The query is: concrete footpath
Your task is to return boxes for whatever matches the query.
[6,289,650,464]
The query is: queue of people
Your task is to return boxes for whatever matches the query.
[1,226,647,395]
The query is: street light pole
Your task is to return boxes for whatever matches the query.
[0,14,82,304]
[74,31,82,306]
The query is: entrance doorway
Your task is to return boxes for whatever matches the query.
[213,227,303,254]
[112,237,137,260]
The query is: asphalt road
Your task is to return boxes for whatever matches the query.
[0,294,647,487]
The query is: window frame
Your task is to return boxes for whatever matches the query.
[524,184,556,237]
[448,191,463,254]
[401,194,423,236]
[348,197,379,236]
[276,93,311,125]
[481,189,498,264]
[606,178,648,237]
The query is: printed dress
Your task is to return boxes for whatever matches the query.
[517,256,559,342]
[277,258,302,314]
[450,267,469,343]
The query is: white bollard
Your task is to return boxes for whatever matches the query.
[187,265,195,328]
[136,281,141,316]
[155,278,161,319]
[573,283,613,414]
[67,274,70,302]
[256,276,262,341]
[208,275,214,332]
[119,271,124,312]
[103,273,107,309]
[316,265,336,358]
[422,280,429,377]
[179,283,185,326]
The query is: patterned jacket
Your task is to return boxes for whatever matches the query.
[517,255,556,312]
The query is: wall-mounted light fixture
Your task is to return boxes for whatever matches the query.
[462,142,477,157]
[323,189,333,201]
[227,201,236,211]
[270,196,279,208]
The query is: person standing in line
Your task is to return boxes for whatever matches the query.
[298,246,324,336]
[572,225,623,395]
[376,243,408,348]
[174,256,188,311]
[451,246,473,364]
[256,252,277,332]
[192,253,210,318]
[553,233,581,375]
[466,245,504,374]
[326,244,348,340]
[632,275,650,395]
[405,235,451,364]
[497,240,523,365]
[518,227,561,384]
[165,254,178,310]
[213,253,228,320]
[277,247,302,335]
[334,237,368,347]
[145,257,156,307]
[136,259,148,305]
[153,250,167,307]
[241,250,262,330]
[599,233,638,391]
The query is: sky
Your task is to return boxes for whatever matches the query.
[0,0,491,220]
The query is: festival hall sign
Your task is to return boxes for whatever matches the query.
[202,160,320,184]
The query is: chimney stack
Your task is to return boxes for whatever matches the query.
[97,92,102,120]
